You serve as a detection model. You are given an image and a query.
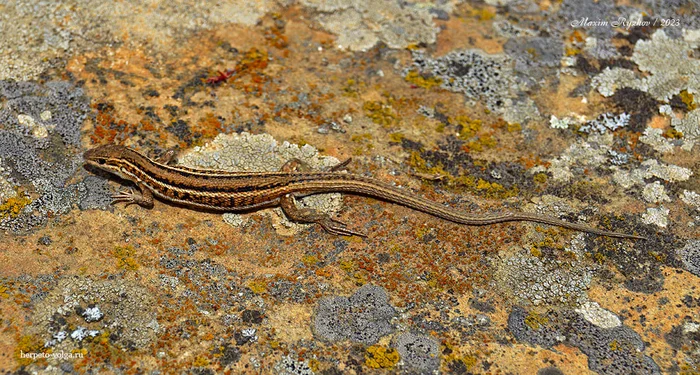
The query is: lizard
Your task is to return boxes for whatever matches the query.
[83,144,645,240]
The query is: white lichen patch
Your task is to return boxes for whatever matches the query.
[579,113,629,133]
[575,301,621,329]
[524,194,579,218]
[641,159,693,182]
[0,163,17,203]
[592,30,700,102]
[611,167,646,189]
[659,104,673,116]
[546,133,614,182]
[639,127,674,154]
[642,206,670,228]
[671,108,700,151]
[591,67,638,97]
[179,132,344,235]
[681,190,700,210]
[549,115,574,129]
[32,276,158,354]
[301,0,443,51]
[17,114,49,138]
[677,240,700,277]
[642,181,671,203]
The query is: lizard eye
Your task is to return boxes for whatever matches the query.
[97,159,106,165]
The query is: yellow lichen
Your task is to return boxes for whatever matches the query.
[461,355,477,369]
[14,335,45,366]
[609,340,621,351]
[454,115,482,139]
[351,133,373,143]
[112,245,139,271]
[679,90,697,110]
[302,255,319,267]
[0,192,31,220]
[565,46,582,56]
[343,78,363,97]
[524,311,549,330]
[192,355,210,367]
[533,172,548,184]
[339,260,356,273]
[365,345,400,369]
[363,101,398,128]
[0,284,9,298]
[404,70,443,89]
[470,7,495,21]
[663,127,684,139]
[467,135,497,152]
[507,122,522,132]
[308,359,320,372]
[388,132,405,143]
[247,280,268,294]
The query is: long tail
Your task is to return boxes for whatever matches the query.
[290,176,645,240]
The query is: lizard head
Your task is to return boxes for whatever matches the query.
[83,144,133,179]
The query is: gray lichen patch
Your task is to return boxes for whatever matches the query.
[274,354,315,375]
[312,284,395,345]
[301,0,444,51]
[178,132,344,235]
[537,132,616,183]
[407,49,525,114]
[508,306,661,375]
[393,332,440,373]
[671,108,700,151]
[592,30,700,103]
[497,250,595,306]
[0,80,109,232]
[677,240,700,277]
[31,275,159,353]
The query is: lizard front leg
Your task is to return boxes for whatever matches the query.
[111,181,154,208]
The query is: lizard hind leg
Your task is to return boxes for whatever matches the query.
[279,194,366,237]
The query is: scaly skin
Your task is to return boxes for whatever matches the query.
[83,144,645,239]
